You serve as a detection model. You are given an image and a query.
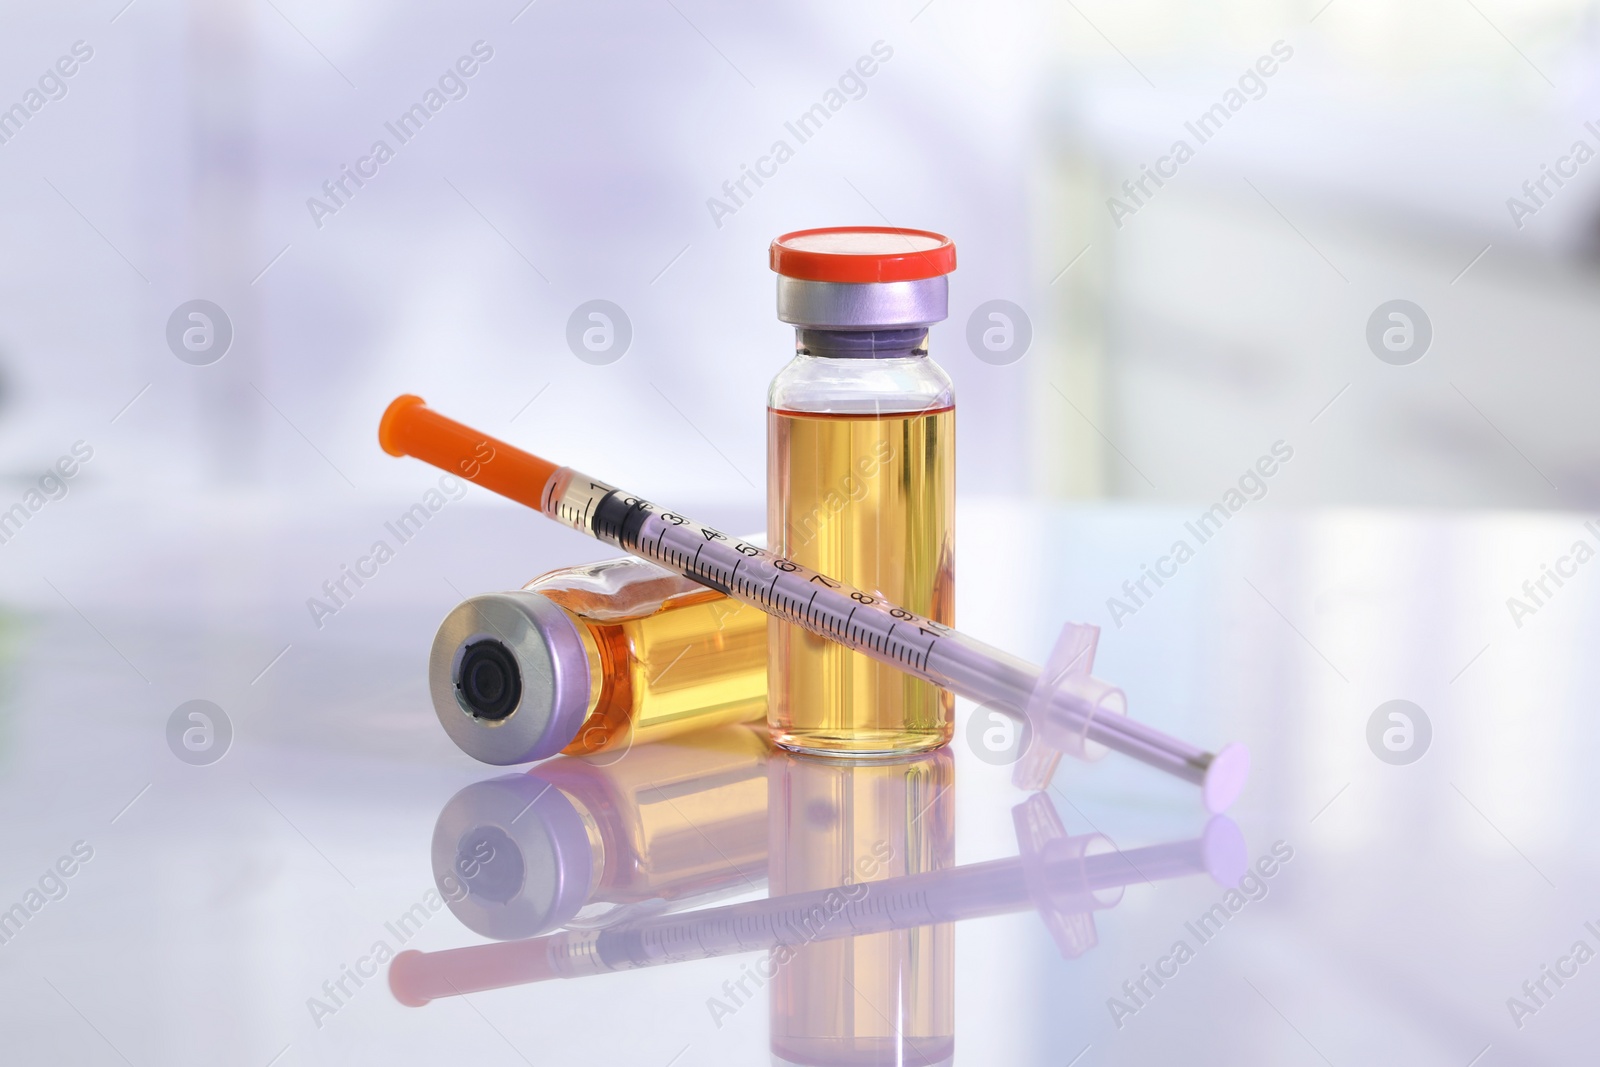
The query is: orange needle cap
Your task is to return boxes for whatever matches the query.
[379,394,559,512]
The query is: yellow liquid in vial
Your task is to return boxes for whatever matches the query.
[536,584,769,756]
[768,406,955,755]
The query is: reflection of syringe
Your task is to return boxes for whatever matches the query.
[390,798,1245,1006]
[379,396,1250,812]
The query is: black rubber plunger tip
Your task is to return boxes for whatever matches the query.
[457,639,522,721]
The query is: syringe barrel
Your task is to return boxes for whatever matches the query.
[545,466,1225,791]
[928,640,1211,786]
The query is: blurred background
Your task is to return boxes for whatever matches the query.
[4,0,1598,526]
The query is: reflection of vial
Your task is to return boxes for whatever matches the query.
[428,555,767,765]
[433,724,770,940]
[768,749,955,1066]
[767,227,958,756]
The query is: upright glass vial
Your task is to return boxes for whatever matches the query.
[767,227,957,756]
[429,555,767,765]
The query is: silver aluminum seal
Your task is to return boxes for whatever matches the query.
[429,591,593,765]
[776,275,949,329]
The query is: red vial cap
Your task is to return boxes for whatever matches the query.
[770,226,956,284]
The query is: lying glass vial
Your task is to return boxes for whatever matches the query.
[430,553,768,765]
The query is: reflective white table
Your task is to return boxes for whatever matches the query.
[0,498,1593,1065]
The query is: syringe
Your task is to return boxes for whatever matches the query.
[379,395,1249,812]
[390,798,1245,1005]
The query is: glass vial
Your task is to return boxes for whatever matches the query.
[767,749,956,1066]
[767,227,958,757]
[428,554,767,765]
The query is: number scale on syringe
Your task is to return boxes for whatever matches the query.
[543,470,1222,792]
